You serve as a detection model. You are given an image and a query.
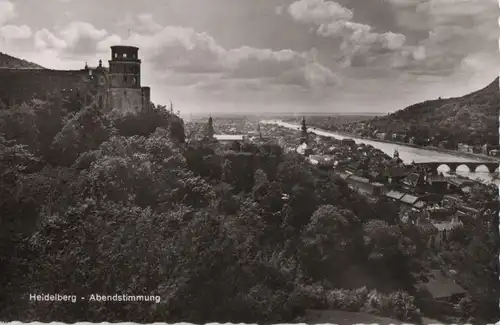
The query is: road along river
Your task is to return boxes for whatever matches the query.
[261,120,499,185]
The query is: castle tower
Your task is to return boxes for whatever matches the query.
[108,45,150,114]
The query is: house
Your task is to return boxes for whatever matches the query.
[416,270,467,317]
[446,178,475,191]
[385,166,410,183]
[309,155,335,168]
[384,190,406,202]
[456,205,480,220]
[400,193,426,212]
[431,217,463,244]
[344,161,361,174]
[426,175,448,193]
[214,134,246,144]
[457,143,473,153]
[296,142,313,156]
[401,172,426,192]
[418,270,467,303]
[345,175,381,196]
[371,182,385,196]
[341,138,356,147]
[442,194,463,208]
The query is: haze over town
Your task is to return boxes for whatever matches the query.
[0,0,498,114]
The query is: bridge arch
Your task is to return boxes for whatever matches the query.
[474,163,499,173]
[436,164,451,173]
[454,164,472,173]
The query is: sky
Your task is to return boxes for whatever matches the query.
[0,0,498,115]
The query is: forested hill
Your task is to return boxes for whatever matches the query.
[359,78,499,147]
[0,52,45,69]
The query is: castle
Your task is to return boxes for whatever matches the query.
[0,45,151,115]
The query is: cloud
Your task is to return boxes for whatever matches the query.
[0,0,15,25]
[111,15,341,90]
[0,1,34,50]
[288,0,409,68]
[288,0,353,24]
[116,13,164,34]
[288,0,499,76]
[58,21,108,55]
[34,28,67,50]
[384,0,499,75]
[0,24,32,40]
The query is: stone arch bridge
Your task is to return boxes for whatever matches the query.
[414,161,499,174]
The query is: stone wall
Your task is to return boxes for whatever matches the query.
[141,87,151,112]
[109,88,143,115]
[0,69,89,107]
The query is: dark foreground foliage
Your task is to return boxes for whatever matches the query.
[0,96,497,323]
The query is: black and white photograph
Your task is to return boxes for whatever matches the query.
[0,0,499,324]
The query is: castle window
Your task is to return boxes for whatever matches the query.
[114,53,118,58]
[123,53,127,58]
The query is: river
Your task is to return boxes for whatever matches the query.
[261,120,499,185]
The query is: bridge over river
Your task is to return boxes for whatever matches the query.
[261,120,500,184]
[414,162,499,174]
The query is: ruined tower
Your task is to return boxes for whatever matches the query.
[108,45,150,114]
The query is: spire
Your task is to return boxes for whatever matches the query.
[206,115,214,139]
[98,59,102,68]
[84,61,88,70]
[300,116,308,144]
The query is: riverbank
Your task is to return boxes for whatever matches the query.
[313,128,500,162]
[263,120,498,184]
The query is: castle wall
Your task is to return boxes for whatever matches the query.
[141,87,151,112]
[109,88,143,115]
[0,45,152,115]
[0,69,89,107]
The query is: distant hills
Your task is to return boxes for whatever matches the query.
[357,78,499,148]
[0,52,44,69]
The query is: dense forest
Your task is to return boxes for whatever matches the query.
[0,94,498,323]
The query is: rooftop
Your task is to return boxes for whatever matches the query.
[385,190,405,200]
[214,134,244,141]
[421,271,467,299]
[400,194,419,205]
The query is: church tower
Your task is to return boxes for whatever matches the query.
[205,116,215,139]
[300,116,308,144]
[108,45,150,114]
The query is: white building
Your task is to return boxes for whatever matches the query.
[214,134,245,144]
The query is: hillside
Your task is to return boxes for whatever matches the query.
[0,52,45,69]
[354,78,499,148]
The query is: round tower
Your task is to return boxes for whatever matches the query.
[108,46,141,88]
[107,45,144,114]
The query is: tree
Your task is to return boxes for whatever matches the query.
[301,205,361,281]
[51,105,113,166]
